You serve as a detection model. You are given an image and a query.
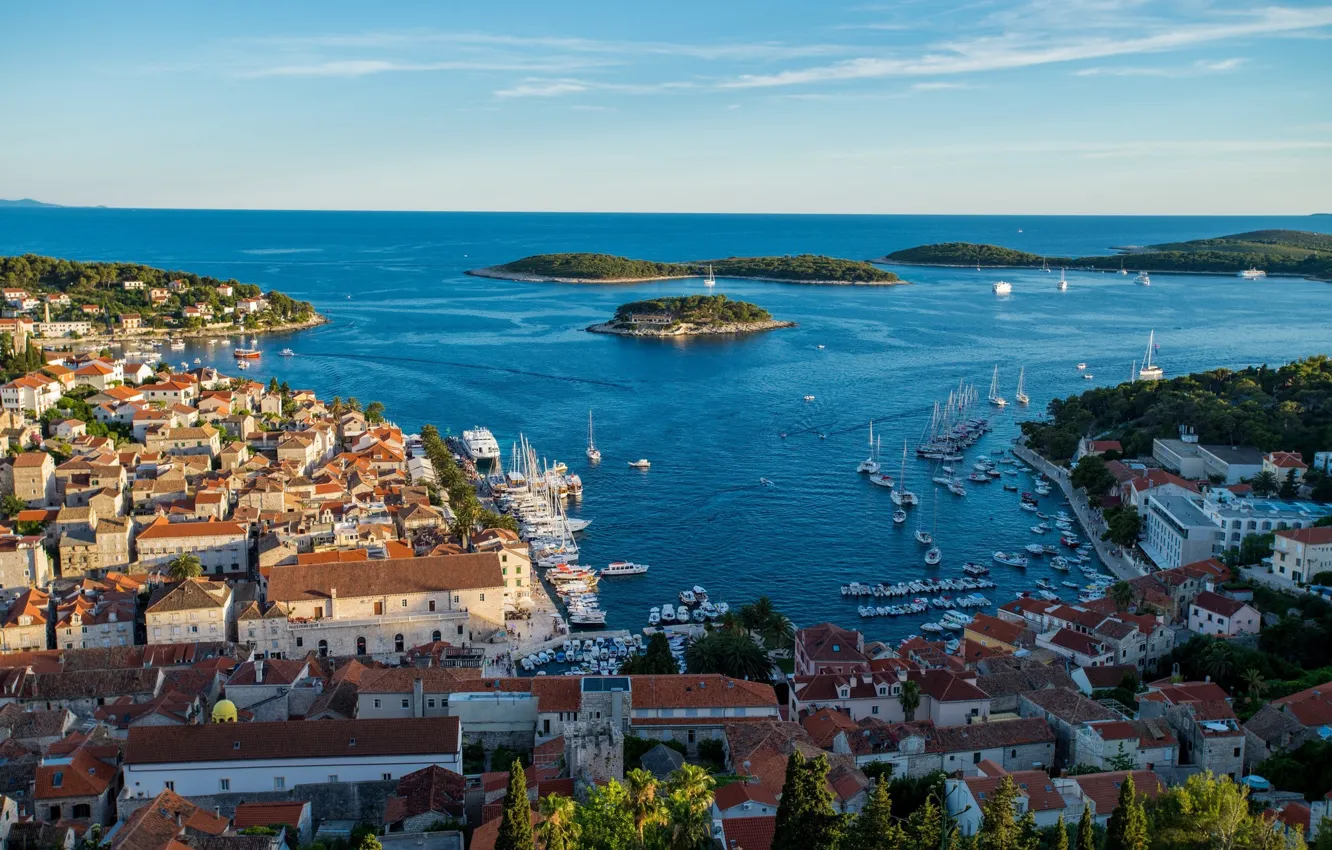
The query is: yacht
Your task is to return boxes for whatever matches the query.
[893,509,907,524]
[1056,268,1068,291]
[857,421,880,474]
[869,472,894,489]
[1136,330,1164,381]
[169,339,185,351]
[803,395,816,402]
[628,458,651,469]
[1239,267,1266,280]
[585,411,601,463]
[993,552,1028,567]
[987,365,1006,407]
[601,561,649,577]
[1014,366,1029,405]
[890,439,919,506]
[233,348,260,359]
[704,264,716,287]
[462,427,501,461]
[679,589,696,605]
[279,348,295,357]
[924,546,941,566]
[1076,362,1087,370]
[1135,271,1151,286]
[992,280,1012,295]
[659,606,676,623]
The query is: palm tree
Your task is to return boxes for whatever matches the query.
[329,396,344,416]
[664,765,715,850]
[537,794,579,850]
[1201,643,1233,684]
[167,553,203,581]
[1253,469,1279,498]
[739,596,776,633]
[1241,667,1266,704]
[718,612,745,635]
[1110,581,1135,611]
[450,498,479,549]
[900,680,922,722]
[624,768,665,842]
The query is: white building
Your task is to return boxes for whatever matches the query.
[121,717,462,798]
[1272,527,1332,588]
[1201,491,1332,551]
[1142,493,1221,570]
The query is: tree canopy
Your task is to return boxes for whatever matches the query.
[487,252,900,283]
[613,294,772,325]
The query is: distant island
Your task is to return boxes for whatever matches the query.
[0,254,325,340]
[0,198,64,208]
[470,252,902,285]
[880,229,1332,281]
[586,294,794,337]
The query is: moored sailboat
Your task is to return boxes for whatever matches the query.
[586,410,601,462]
[857,421,880,474]
[890,439,918,506]
[1014,366,1029,405]
[988,365,1007,407]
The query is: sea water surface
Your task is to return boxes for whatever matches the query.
[3,209,1331,643]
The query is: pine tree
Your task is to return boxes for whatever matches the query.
[1104,774,1147,850]
[909,795,945,850]
[1076,806,1096,850]
[847,782,906,850]
[1053,814,1069,850]
[976,775,1021,850]
[495,759,533,850]
[773,752,842,850]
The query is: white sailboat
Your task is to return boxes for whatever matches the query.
[988,365,1007,407]
[914,490,934,545]
[868,437,894,488]
[585,410,601,462]
[1014,366,1029,405]
[890,439,918,506]
[1136,330,1164,381]
[923,495,941,564]
[704,265,716,287]
[857,421,880,474]
[1056,268,1068,291]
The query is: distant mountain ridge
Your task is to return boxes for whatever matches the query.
[0,198,63,208]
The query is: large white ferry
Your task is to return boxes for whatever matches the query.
[462,427,501,461]
[1238,267,1267,280]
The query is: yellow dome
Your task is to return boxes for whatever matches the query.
[211,699,238,723]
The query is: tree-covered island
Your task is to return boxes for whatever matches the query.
[0,254,324,340]
[470,252,902,285]
[586,294,794,337]
[880,229,1332,281]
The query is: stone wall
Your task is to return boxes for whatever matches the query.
[564,720,623,783]
[119,778,398,824]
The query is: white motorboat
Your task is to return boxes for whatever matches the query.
[1025,543,1046,555]
[1135,271,1151,286]
[920,622,944,633]
[601,561,649,577]
[586,410,601,462]
[628,459,651,469]
[279,348,294,356]
[993,280,1012,295]
[676,605,690,621]
[679,589,696,605]
[1076,362,1087,370]
[993,552,1028,567]
[462,427,501,461]
[1083,373,1094,380]
[660,606,676,623]
[1239,267,1266,280]
[857,421,880,474]
[803,395,816,402]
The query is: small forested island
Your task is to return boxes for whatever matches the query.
[470,252,902,285]
[587,294,794,337]
[1021,355,1332,466]
[881,229,1332,281]
[0,254,324,340]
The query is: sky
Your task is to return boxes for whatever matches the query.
[2,0,1331,214]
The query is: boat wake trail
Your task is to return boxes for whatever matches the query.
[295,351,632,389]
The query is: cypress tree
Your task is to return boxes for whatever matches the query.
[847,781,906,850]
[773,752,842,850]
[495,759,533,850]
[1076,806,1096,850]
[1105,774,1147,850]
[1053,814,1069,850]
[976,775,1021,850]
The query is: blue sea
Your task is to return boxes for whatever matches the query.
[4,209,1331,642]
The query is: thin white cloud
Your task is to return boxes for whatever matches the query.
[911,81,975,90]
[240,59,591,78]
[1073,56,1248,77]
[494,78,696,99]
[720,6,1332,88]
[829,139,1332,159]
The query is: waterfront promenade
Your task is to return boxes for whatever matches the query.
[1012,443,1143,582]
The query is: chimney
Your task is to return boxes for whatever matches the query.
[328,587,336,619]
[413,677,424,718]
[255,659,264,684]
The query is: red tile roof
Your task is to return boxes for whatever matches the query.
[720,816,777,850]
[135,516,246,540]
[232,801,309,832]
[1075,770,1163,817]
[267,553,503,600]
[1276,527,1332,547]
[714,780,779,811]
[125,717,460,764]
[630,675,778,709]
[966,770,1066,812]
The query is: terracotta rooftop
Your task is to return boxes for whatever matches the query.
[720,816,777,850]
[126,717,461,765]
[1075,770,1164,817]
[630,675,777,709]
[266,553,503,600]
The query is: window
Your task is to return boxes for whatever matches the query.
[429,600,436,612]
[356,636,367,655]
[374,699,382,708]
[428,699,436,708]
[480,593,485,602]
[165,781,174,791]
[296,637,304,648]
[394,633,405,653]
[317,639,328,657]
[973,752,982,764]
[274,777,286,790]
[401,599,407,608]
[1011,749,1017,758]
[328,774,339,783]
[1234,747,1241,757]
[687,729,696,744]
[454,595,460,603]
[871,706,879,715]
[383,772,393,781]
[432,630,442,643]
[219,778,230,791]
[402,699,410,709]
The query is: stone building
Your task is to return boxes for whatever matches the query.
[11,452,55,507]
[134,517,250,579]
[145,578,235,645]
